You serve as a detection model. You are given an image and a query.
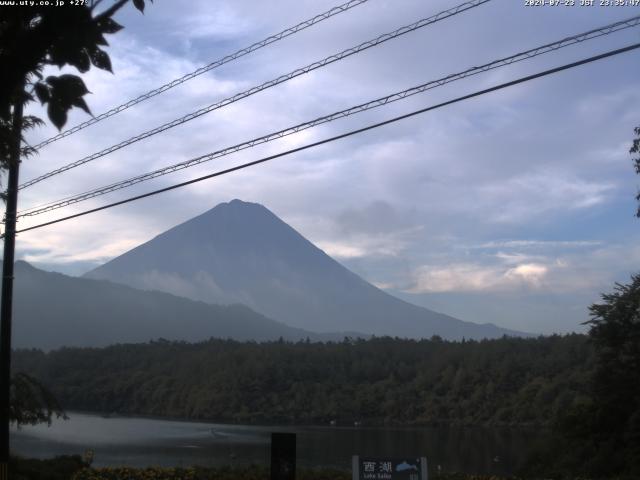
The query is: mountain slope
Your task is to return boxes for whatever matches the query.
[85,200,525,340]
[12,261,343,350]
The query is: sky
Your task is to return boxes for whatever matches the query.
[7,0,640,335]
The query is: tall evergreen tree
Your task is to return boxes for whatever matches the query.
[584,274,640,475]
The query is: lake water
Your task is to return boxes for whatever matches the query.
[11,412,545,475]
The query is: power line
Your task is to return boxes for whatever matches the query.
[32,0,371,151]
[17,14,640,219]
[19,0,491,190]
[12,42,640,236]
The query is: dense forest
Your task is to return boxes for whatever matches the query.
[13,334,593,427]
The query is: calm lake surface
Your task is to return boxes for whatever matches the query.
[11,412,545,475]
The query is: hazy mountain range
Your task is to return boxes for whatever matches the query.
[82,199,525,340]
[12,260,353,350]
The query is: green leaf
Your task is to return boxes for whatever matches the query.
[95,34,109,47]
[43,75,92,125]
[71,96,92,116]
[47,46,67,68]
[47,102,67,130]
[22,115,45,131]
[34,83,50,105]
[45,76,61,87]
[98,17,124,34]
[71,49,91,73]
[90,48,112,72]
[53,74,90,98]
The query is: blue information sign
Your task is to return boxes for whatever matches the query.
[352,456,428,480]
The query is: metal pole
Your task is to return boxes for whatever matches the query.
[270,432,296,480]
[0,90,24,480]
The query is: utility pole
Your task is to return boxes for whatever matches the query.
[0,85,24,480]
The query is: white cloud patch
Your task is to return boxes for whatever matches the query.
[371,281,395,290]
[410,263,507,293]
[316,226,420,259]
[409,260,559,293]
[317,242,367,259]
[19,236,143,267]
[504,263,548,287]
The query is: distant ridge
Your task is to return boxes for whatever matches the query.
[12,261,357,350]
[85,199,527,340]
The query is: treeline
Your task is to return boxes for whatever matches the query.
[13,334,593,427]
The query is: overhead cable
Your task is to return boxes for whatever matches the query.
[19,0,491,190]
[32,0,372,150]
[17,14,640,218]
[12,42,640,236]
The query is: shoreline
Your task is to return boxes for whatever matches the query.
[58,409,550,431]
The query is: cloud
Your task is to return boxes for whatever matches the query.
[299,201,425,260]
[493,252,542,265]
[371,281,395,290]
[408,260,569,293]
[409,263,508,293]
[173,4,252,40]
[504,263,548,287]
[316,226,420,259]
[477,170,615,223]
[407,241,640,296]
[333,200,419,234]
[317,242,367,259]
[478,240,602,249]
[18,231,145,268]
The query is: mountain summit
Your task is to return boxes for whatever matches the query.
[85,200,523,339]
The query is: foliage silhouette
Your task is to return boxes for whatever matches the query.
[632,126,640,217]
[0,0,153,197]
